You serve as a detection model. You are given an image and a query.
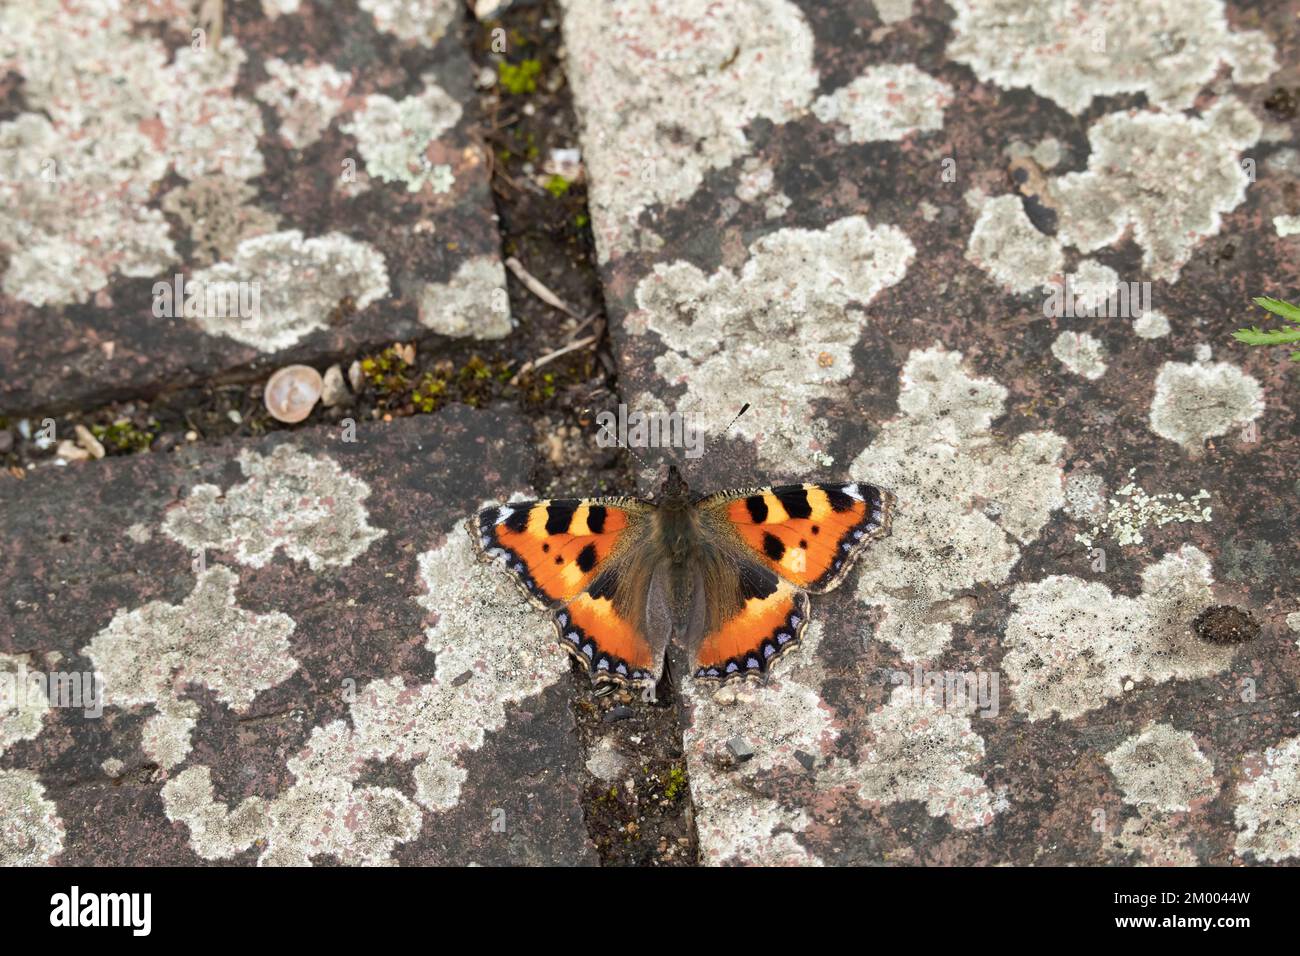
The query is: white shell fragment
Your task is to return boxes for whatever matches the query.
[263,365,324,423]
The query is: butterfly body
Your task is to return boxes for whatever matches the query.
[470,465,893,687]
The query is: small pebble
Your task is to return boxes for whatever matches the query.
[74,424,105,459]
[227,410,243,425]
[348,360,365,393]
[726,736,754,762]
[321,364,349,407]
[603,705,634,723]
[55,439,89,462]
[185,430,199,442]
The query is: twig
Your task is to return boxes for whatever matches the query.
[510,332,600,386]
[505,256,583,318]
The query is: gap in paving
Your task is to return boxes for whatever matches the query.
[470,0,701,866]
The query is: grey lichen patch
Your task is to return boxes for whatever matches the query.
[811,64,953,144]
[965,195,1063,295]
[341,78,462,193]
[1003,547,1234,721]
[947,0,1277,115]
[1148,356,1264,452]
[734,158,791,220]
[1234,734,1300,862]
[141,701,201,771]
[685,622,1002,864]
[1052,331,1107,380]
[163,444,387,570]
[559,0,819,262]
[161,176,279,267]
[1109,808,1200,866]
[0,5,275,304]
[255,58,353,150]
[852,347,1066,660]
[186,230,390,350]
[1064,473,1107,522]
[359,0,459,46]
[874,0,915,24]
[1133,309,1172,339]
[1073,469,1211,549]
[1104,723,1217,812]
[417,256,513,339]
[1288,612,1300,650]
[0,770,64,866]
[162,520,569,865]
[84,566,297,721]
[1050,99,1261,282]
[0,653,49,748]
[629,217,914,472]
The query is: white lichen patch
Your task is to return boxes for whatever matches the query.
[558,0,819,262]
[734,158,791,220]
[0,654,50,749]
[163,444,387,570]
[947,0,1277,115]
[0,770,64,866]
[1109,808,1200,866]
[163,520,570,865]
[84,567,297,751]
[255,59,353,150]
[1052,331,1107,380]
[359,0,459,46]
[685,622,1002,864]
[0,653,60,865]
[186,230,390,350]
[1105,724,1217,812]
[965,195,1063,295]
[1064,473,1108,522]
[1133,309,1171,339]
[1274,215,1300,238]
[812,64,953,144]
[341,79,462,192]
[1234,734,1300,862]
[417,256,513,339]
[629,217,914,473]
[1074,469,1211,549]
[1003,547,1234,720]
[1289,612,1300,650]
[1050,99,1262,282]
[1149,357,1264,452]
[852,347,1066,660]
[874,0,915,24]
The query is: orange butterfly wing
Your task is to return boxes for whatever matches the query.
[690,482,892,682]
[715,483,893,592]
[470,498,658,685]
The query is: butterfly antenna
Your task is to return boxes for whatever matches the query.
[683,403,750,478]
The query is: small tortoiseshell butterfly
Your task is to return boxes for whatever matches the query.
[469,463,894,687]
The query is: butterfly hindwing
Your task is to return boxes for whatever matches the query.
[469,497,660,686]
[689,561,810,681]
[707,482,893,593]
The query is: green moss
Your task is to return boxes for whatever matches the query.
[574,212,589,229]
[498,58,542,95]
[544,174,570,198]
[92,418,158,454]
[663,765,688,801]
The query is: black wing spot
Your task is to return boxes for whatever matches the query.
[811,525,820,535]
[542,542,550,553]
[799,539,808,549]
[503,508,530,534]
[775,487,813,519]
[545,500,578,535]
[739,562,779,600]
[554,555,564,565]
[745,494,768,524]
[576,543,598,573]
[824,487,855,512]
[586,504,607,534]
[762,532,785,561]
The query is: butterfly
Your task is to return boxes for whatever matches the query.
[468,464,893,686]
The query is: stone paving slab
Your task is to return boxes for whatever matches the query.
[0,407,597,865]
[0,0,509,416]
[560,0,1300,864]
